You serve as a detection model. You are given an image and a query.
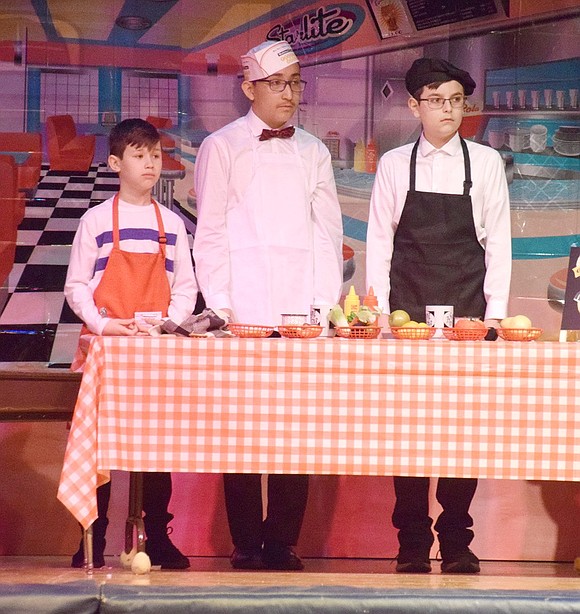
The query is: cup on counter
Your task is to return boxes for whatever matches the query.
[425,305,454,339]
[544,89,553,109]
[556,90,565,110]
[517,89,526,109]
[310,304,334,336]
[487,130,504,149]
[506,127,531,152]
[531,90,540,110]
[530,124,548,153]
[505,91,514,110]
[570,89,578,109]
[281,313,308,326]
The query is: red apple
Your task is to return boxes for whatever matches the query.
[455,318,486,330]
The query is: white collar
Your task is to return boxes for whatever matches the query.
[419,131,461,157]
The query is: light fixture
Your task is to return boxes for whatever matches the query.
[115,15,152,30]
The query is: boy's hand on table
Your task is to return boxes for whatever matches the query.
[102,318,140,336]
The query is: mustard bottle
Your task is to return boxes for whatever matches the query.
[353,139,366,172]
[344,285,360,318]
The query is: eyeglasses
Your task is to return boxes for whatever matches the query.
[418,95,466,109]
[254,78,307,93]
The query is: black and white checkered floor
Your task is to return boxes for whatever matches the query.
[1,164,198,366]
[0,165,120,365]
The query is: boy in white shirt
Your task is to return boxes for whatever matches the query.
[366,58,511,574]
[65,118,197,569]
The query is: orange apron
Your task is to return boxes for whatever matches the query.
[71,194,171,371]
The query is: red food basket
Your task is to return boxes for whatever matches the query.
[390,326,436,340]
[496,328,542,341]
[227,323,274,338]
[443,327,488,341]
[278,325,323,339]
[335,326,382,339]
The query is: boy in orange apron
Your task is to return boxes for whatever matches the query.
[64,119,198,568]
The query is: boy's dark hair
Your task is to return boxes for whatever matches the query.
[412,81,447,101]
[109,118,160,159]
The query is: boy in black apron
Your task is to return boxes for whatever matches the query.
[366,59,512,573]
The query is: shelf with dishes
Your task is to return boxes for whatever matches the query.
[476,116,580,158]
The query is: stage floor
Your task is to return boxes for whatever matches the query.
[0,558,578,613]
[1,556,578,588]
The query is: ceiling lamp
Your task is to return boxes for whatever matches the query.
[115,15,152,30]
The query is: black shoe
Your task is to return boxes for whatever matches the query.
[262,544,304,571]
[71,540,106,569]
[395,549,432,573]
[145,536,190,570]
[230,547,264,570]
[441,548,480,574]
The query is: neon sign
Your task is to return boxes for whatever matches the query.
[267,4,365,53]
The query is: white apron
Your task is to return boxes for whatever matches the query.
[227,130,314,325]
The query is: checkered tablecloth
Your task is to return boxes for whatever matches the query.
[57,335,580,528]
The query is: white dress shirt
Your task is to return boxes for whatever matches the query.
[193,109,343,325]
[366,132,511,320]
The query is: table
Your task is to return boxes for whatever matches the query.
[152,153,185,210]
[57,336,580,530]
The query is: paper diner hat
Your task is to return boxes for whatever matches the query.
[241,40,299,81]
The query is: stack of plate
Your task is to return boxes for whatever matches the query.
[553,126,580,156]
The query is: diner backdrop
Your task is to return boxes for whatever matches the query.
[0,0,578,561]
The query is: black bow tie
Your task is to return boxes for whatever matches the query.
[259,126,295,141]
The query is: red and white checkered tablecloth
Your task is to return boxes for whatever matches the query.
[57,335,580,529]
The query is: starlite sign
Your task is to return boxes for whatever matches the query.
[266,4,365,54]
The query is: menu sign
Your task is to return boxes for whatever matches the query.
[560,246,580,332]
[406,0,498,31]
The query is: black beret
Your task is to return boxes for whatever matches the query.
[405,58,476,96]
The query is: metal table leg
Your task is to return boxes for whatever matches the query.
[120,472,151,573]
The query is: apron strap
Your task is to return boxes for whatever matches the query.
[409,139,420,193]
[152,199,167,259]
[409,137,472,196]
[460,137,473,196]
[112,193,167,258]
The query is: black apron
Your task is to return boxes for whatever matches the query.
[390,137,486,322]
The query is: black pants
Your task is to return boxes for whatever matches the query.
[223,473,309,551]
[96,471,173,522]
[392,476,477,554]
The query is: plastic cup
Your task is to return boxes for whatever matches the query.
[425,305,453,339]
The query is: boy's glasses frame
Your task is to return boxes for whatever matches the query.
[417,95,466,109]
[253,78,307,93]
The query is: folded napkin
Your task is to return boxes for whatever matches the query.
[151,308,231,338]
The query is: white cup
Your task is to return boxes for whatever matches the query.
[544,89,553,108]
[281,313,308,326]
[556,90,565,110]
[425,305,454,339]
[492,91,500,109]
[570,89,578,109]
[506,127,530,152]
[518,89,526,109]
[487,130,504,149]
[531,90,540,110]
[310,304,334,336]
[530,124,547,153]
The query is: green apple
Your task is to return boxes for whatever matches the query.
[389,309,411,327]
